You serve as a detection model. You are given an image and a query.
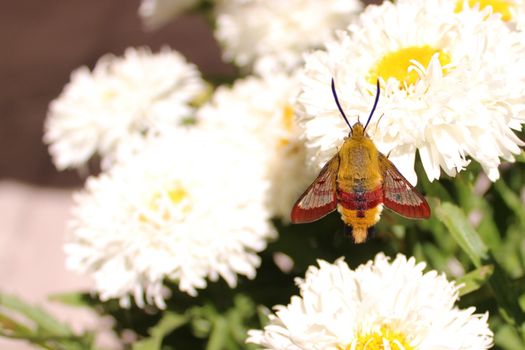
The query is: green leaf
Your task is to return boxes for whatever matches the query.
[0,293,72,337]
[514,150,525,163]
[48,292,92,308]
[494,180,525,226]
[0,294,96,350]
[494,224,525,278]
[0,331,95,350]
[434,202,525,328]
[420,243,450,273]
[419,171,453,202]
[488,264,525,326]
[226,295,255,344]
[435,202,489,267]
[133,312,188,350]
[475,201,502,249]
[495,323,525,350]
[132,337,158,350]
[454,173,477,212]
[206,317,228,350]
[189,304,216,338]
[150,312,187,338]
[255,305,270,328]
[0,313,33,337]
[456,265,494,296]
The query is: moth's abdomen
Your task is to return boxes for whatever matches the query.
[336,186,384,243]
[337,186,383,210]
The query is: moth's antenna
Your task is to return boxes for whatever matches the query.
[331,78,352,132]
[363,80,380,132]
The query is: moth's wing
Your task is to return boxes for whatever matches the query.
[379,154,431,219]
[291,154,339,223]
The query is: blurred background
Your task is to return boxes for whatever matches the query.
[1,2,232,348]
[0,1,378,349]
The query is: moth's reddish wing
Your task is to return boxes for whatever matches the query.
[291,155,339,223]
[379,154,430,219]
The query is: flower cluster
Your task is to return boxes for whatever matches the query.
[42,0,525,346]
[248,254,493,350]
[298,0,525,183]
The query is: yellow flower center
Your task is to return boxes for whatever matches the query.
[278,104,295,147]
[102,89,117,101]
[338,326,414,350]
[166,186,187,204]
[140,183,191,224]
[455,0,514,21]
[368,45,451,89]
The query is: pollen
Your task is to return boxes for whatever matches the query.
[338,326,414,350]
[455,0,514,21]
[368,45,451,89]
[278,104,295,147]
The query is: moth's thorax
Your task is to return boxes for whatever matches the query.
[337,128,382,191]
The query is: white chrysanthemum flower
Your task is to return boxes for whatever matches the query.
[44,47,205,171]
[214,0,363,74]
[248,254,493,350]
[298,0,525,184]
[65,129,275,308]
[139,0,200,29]
[198,73,313,221]
[453,0,525,29]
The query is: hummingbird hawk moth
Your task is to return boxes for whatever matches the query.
[291,79,430,243]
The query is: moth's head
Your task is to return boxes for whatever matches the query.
[351,122,365,137]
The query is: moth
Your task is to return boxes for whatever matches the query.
[291,79,430,243]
